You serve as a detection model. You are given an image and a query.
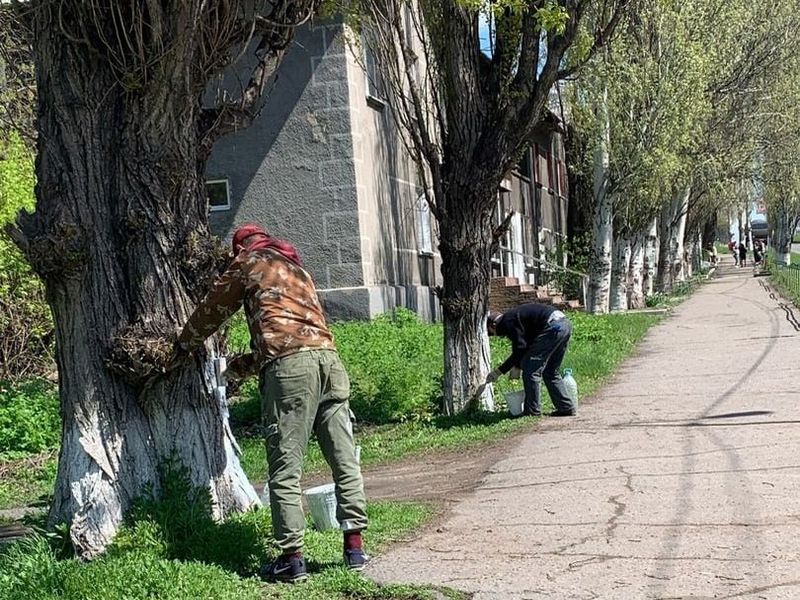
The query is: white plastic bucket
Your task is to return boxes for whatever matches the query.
[504,390,525,416]
[304,483,339,531]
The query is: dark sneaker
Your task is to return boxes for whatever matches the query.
[344,548,370,571]
[548,410,576,417]
[260,554,308,583]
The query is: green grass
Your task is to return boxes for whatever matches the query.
[768,255,800,306]
[1,466,464,600]
[0,452,57,510]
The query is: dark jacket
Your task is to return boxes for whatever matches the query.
[495,303,558,374]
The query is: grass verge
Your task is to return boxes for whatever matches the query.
[0,452,57,510]
[1,312,662,508]
[1,495,464,600]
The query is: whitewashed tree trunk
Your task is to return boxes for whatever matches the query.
[610,233,632,312]
[738,206,747,248]
[587,87,613,314]
[656,186,690,292]
[628,233,646,309]
[439,215,495,414]
[644,218,658,297]
[671,187,690,283]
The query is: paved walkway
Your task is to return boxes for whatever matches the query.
[368,260,800,599]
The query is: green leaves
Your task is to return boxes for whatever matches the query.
[535,0,569,35]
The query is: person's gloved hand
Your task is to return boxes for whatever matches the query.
[509,367,522,380]
[485,369,502,384]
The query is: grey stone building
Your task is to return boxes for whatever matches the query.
[206,22,569,321]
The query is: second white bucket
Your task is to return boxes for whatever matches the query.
[304,483,339,531]
[504,390,525,416]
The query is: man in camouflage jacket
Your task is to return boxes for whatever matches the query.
[177,223,368,583]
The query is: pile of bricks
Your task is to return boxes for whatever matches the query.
[489,277,582,313]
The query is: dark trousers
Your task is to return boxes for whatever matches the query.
[521,319,576,415]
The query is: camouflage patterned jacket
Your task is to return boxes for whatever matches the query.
[178,248,334,370]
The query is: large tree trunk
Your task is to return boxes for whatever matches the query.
[586,88,613,314]
[25,12,258,559]
[439,207,494,415]
[609,232,632,312]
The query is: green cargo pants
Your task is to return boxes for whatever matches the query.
[260,349,368,552]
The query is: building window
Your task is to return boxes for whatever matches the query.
[553,160,561,196]
[517,148,532,180]
[364,37,386,108]
[416,193,433,255]
[546,149,554,192]
[206,179,230,212]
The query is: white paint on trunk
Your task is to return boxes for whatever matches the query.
[644,218,658,297]
[610,234,632,312]
[587,87,613,314]
[52,359,260,559]
[628,234,646,309]
[670,186,690,283]
[656,187,690,292]
[443,314,494,413]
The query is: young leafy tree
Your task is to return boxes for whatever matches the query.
[0,4,35,145]
[576,0,800,303]
[761,54,800,265]
[5,0,321,558]
[343,0,631,413]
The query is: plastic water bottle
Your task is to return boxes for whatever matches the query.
[563,368,578,406]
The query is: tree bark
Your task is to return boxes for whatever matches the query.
[439,206,495,415]
[672,187,690,283]
[628,233,646,309]
[610,232,632,312]
[774,203,797,266]
[656,186,690,293]
[586,87,613,314]
[26,12,258,559]
[643,218,658,298]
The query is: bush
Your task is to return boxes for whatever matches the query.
[0,135,53,382]
[227,309,444,425]
[332,310,442,423]
[0,379,60,457]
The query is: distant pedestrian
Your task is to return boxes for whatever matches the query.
[486,305,577,417]
[739,242,747,267]
[729,240,739,266]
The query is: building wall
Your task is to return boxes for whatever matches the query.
[205,22,441,322]
[531,126,569,256]
[206,23,374,319]
[342,32,442,322]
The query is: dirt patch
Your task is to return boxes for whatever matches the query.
[299,426,533,505]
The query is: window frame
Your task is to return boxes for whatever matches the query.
[206,179,231,212]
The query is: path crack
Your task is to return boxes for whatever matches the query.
[605,466,634,540]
